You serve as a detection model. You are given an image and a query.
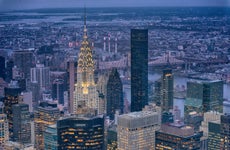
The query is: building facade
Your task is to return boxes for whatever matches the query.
[155,124,203,150]
[185,80,223,130]
[57,115,104,150]
[73,16,100,114]
[161,69,173,112]
[52,79,65,105]
[30,63,50,91]
[220,114,230,150]
[117,110,161,150]
[131,29,148,112]
[34,101,60,150]
[106,68,123,120]
[208,121,221,150]
[44,124,57,150]
[0,114,9,145]
[3,81,21,140]
[13,50,34,79]
[12,103,31,144]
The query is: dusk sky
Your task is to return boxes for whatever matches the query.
[0,0,230,11]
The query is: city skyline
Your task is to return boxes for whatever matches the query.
[0,0,230,11]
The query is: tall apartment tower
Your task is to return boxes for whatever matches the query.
[73,14,100,114]
[34,101,60,150]
[106,68,123,120]
[117,110,161,150]
[12,103,31,144]
[220,114,230,150]
[13,50,34,79]
[3,81,21,140]
[0,114,9,145]
[131,29,148,112]
[161,69,173,112]
[30,63,50,91]
[57,115,104,150]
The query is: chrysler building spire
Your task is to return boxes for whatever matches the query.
[73,8,101,115]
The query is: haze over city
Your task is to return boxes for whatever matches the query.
[0,0,230,11]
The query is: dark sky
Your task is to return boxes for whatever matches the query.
[0,0,229,11]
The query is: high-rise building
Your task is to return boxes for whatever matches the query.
[161,69,173,112]
[3,81,21,140]
[185,80,223,130]
[131,29,148,112]
[12,103,31,144]
[30,81,40,106]
[0,56,5,80]
[44,124,57,150]
[57,115,104,150]
[73,14,100,114]
[220,114,230,150]
[34,101,60,150]
[185,80,223,115]
[208,121,221,150]
[106,68,123,120]
[13,50,34,79]
[117,110,161,150]
[5,60,14,83]
[199,111,221,137]
[155,123,203,150]
[30,63,50,91]
[67,57,77,114]
[0,113,9,145]
[52,79,64,105]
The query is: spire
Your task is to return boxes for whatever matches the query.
[83,6,87,39]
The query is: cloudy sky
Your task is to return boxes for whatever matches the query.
[0,0,229,11]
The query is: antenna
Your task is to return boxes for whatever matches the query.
[84,5,86,27]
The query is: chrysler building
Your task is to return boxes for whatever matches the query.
[73,12,102,115]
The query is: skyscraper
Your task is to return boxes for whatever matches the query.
[131,29,148,112]
[73,13,100,114]
[208,121,221,150]
[67,57,77,113]
[12,103,31,144]
[0,56,5,80]
[30,63,50,91]
[117,110,161,150]
[220,114,230,150]
[34,101,60,150]
[52,79,64,105]
[57,115,104,150]
[185,80,223,130]
[13,50,34,79]
[3,81,21,140]
[0,113,9,145]
[106,68,123,120]
[161,69,173,112]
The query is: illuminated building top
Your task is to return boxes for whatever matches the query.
[73,9,100,114]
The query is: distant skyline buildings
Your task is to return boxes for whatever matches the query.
[0,0,229,12]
